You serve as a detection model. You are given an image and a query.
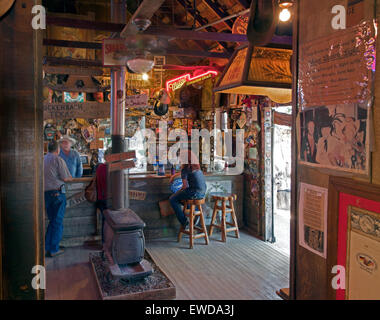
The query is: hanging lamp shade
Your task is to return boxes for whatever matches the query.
[213,44,292,104]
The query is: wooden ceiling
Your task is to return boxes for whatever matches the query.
[43,0,292,66]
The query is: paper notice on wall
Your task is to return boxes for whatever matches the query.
[298,20,376,108]
[299,183,328,258]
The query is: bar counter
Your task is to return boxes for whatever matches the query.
[55,173,244,247]
[129,172,244,240]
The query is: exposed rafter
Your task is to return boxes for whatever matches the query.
[176,0,232,53]
[202,0,233,29]
[237,0,250,9]
[42,40,232,59]
[45,18,291,46]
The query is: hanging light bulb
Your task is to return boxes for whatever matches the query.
[279,8,291,22]
[142,73,149,81]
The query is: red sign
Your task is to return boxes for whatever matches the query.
[102,39,130,67]
[166,70,218,92]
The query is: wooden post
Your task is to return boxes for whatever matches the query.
[0,0,44,299]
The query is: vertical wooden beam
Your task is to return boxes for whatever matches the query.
[0,197,2,300]
[290,0,299,301]
[0,0,43,299]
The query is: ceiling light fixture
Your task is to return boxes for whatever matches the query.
[126,57,155,74]
[278,0,294,22]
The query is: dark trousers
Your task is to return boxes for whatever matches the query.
[45,190,66,254]
[96,200,108,243]
[169,189,205,227]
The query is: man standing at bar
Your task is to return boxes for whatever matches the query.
[59,135,83,178]
[44,140,72,257]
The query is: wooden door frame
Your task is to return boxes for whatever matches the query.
[289,0,299,300]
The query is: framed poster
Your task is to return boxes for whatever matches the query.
[327,177,380,300]
[298,104,370,175]
[229,94,238,107]
[345,206,380,300]
[299,183,328,258]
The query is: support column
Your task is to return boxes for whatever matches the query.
[0,0,43,299]
[110,0,127,210]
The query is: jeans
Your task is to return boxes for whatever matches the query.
[169,189,205,226]
[45,190,67,254]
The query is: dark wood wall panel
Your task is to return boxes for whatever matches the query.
[295,0,378,300]
[0,0,43,299]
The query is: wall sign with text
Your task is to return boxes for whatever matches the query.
[299,20,376,108]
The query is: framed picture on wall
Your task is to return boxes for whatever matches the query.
[298,104,371,176]
[327,177,380,300]
[229,94,238,107]
[345,206,380,300]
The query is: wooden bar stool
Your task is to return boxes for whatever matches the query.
[178,198,209,249]
[209,193,240,242]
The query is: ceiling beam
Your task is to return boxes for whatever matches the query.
[42,40,232,59]
[43,52,231,68]
[44,18,292,46]
[237,0,250,9]
[144,26,248,42]
[46,16,123,32]
[202,0,233,29]
[120,0,165,37]
[176,0,232,53]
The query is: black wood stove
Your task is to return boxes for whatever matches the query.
[103,208,153,281]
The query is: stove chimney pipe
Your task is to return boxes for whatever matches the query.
[110,0,127,210]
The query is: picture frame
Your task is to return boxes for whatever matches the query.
[326,177,380,300]
[229,94,238,107]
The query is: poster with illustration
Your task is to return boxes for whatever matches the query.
[299,104,370,175]
[64,92,85,103]
[346,206,380,300]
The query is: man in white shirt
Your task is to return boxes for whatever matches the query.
[44,140,72,257]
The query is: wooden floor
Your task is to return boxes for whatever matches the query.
[148,231,289,300]
[45,231,289,300]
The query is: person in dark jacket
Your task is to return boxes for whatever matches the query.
[169,150,206,228]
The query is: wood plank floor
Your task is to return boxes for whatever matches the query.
[147,231,289,300]
[45,231,289,300]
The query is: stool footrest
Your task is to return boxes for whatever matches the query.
[194,233,207,239]
[215,206,233,212]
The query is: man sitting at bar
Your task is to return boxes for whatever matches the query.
[59,135,83,178]
[44,140,72,257]
[169,150,207,229]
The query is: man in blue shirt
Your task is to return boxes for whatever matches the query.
[59,135,83,178]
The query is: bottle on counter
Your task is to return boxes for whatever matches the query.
[158,162,165,176]
[171,164,175,176]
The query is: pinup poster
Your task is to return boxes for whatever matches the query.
[298,104,370,175]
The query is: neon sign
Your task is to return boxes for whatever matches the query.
[166,70,218,92]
